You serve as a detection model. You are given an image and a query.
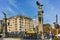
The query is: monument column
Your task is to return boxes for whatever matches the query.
[2,12,7,37]
[36,1,44,40]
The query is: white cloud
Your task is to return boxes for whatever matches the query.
[7,7,15,14]
[7,0,17,8]
[7,0,26,15]
[7,0,21,11]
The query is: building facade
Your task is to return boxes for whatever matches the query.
[33,19,38,28]
[0,20,3,33]
[7,16,34,33]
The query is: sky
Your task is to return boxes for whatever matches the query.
[0,0,60,25]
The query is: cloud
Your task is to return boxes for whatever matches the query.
[7,0,17,8]
[6,7,16,15]
[7,0,21,11]
[7,0,26,15]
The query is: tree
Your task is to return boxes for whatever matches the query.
[43,24,52,34]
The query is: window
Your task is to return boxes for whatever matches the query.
[15,26,17,27]
[19,29,21,30]
[15,21,17,23]
[19,18,21,20]
[20,26,22,28]
[8,22,10,25]
[15,23,17,25]
[15,18,17,20]
[9,29,11,31]
[15,28,17,30]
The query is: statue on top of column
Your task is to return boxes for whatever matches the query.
[36,1,43,9]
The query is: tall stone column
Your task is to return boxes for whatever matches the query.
[2,12,7,37]
[36,1,44,40]
[38,7,43,34]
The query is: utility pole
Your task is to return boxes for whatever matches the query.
[36,1,44,40]
[2,12,7,37]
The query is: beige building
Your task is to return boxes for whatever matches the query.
[7,15,33,33]
[33,19,38,28]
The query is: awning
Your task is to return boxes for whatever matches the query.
[26,30,35,34]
